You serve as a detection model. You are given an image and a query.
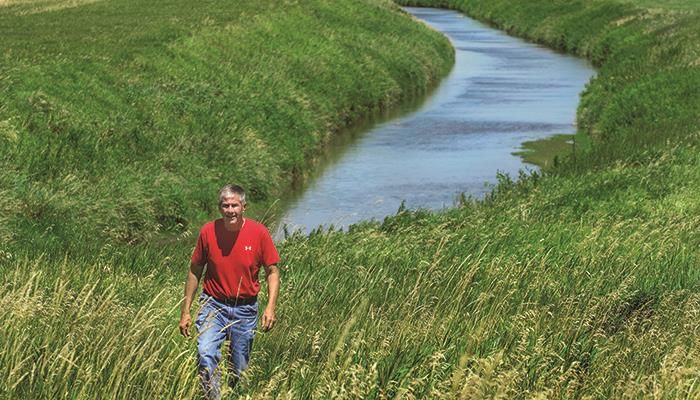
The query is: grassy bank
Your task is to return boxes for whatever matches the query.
[0,0,453,254]
[400,0,700,171]
[277,0,699,397]
[2,0,700,399]
[0,0,454,398]
[513,133,590,171]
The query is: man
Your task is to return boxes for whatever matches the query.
[179,184,280,399]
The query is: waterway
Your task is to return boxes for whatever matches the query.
[274,7,595,237]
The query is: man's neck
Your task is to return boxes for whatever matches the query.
[223,217,245,232]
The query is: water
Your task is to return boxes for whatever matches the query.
[274,7,595,237]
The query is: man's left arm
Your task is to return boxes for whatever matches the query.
[261,263,280,331]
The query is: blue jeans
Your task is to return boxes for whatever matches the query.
[195,292,258,400]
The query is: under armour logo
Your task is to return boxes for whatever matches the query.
[244,246,252,251]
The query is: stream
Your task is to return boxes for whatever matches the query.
[274,7,595,237]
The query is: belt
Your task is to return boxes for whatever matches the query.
[208,294,257,306]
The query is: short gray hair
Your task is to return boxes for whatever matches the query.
[218,184,246,206]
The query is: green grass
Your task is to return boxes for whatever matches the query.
[3,0,700,398]
[513,134,571,170]
[0,0,455,397]
[615,0,699,10]
[513,131,593,170]
[0,0,453,253]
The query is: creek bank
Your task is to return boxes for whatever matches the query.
[513,132,593,170]
[0,0,454,253]
[275,6,594,235]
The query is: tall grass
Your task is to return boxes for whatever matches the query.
[2,0,700,398]
[0,0,455,398]
[399,0,700,171]
[0,256,199,399]
[0,0,453,253]
[3,184,699,397]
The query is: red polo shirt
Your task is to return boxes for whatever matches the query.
[191,218,280,299]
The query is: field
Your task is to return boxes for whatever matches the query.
[0,0,452,251]
[2,0,700,398]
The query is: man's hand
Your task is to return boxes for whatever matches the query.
[179,313,192,337]
[262,263,279,332]
[179,263,203,338]
[261,306,276,331]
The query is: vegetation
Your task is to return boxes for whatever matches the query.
[0,0,452,253]
[2,0,700,399]
[0,0,453,398]
[513,133,588,171]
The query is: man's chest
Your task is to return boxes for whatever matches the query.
[208,236,260,269]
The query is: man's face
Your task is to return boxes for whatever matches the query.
[219,194,246,225]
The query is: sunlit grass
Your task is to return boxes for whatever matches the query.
[0,0,453,250]
[0,0,103,16]
[512,133,592,170]
[614,0,699,11]
[2,0,700,398]
[3,186,699,398]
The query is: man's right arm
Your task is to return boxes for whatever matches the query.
[179,262,204,337]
